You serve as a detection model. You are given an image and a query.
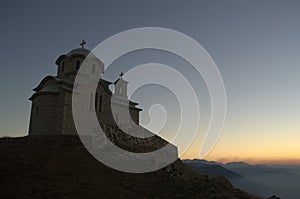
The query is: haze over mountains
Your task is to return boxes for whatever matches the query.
[184,159,300,199]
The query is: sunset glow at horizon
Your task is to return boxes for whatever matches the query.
[1,1,300,166]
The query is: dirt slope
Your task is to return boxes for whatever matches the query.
[0,135,262,199]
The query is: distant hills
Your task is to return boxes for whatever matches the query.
[184,159,300,199]
[183,159,243,179]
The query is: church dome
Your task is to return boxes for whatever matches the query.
[56,40,105,79]
[67,48,91,57]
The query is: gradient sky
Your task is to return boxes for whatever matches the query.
[1,0,300,164]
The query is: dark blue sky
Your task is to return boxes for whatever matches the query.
[1,0,300,162]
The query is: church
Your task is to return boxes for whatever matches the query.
[28,40,178,169]
[28,41,142,136]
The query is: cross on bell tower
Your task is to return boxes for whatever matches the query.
[80,39,86,48]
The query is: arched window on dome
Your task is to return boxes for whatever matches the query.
[89,93,93,110]
[76,60,81,70]
[95,92,103,113]
[99,95,103,112]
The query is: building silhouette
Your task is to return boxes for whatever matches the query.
[29,41,141,135]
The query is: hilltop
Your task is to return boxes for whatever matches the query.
[0,135,261,199]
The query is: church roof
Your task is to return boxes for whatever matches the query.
[65,40,97,57]
[114,77,129,85]
[114,73,129,84]
[67,48,91,57]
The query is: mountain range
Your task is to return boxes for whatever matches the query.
[183,159,300,199]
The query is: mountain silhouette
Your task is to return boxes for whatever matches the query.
[184,159,300,199]
[0,136,261,199]
[184,159,273,198]
[183,159,243,179]
[225,162,300,199]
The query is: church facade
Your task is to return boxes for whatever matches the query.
[29,42,142,135]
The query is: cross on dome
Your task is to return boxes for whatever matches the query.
[80,39,86,48]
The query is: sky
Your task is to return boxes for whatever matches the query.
[0,0,300,164]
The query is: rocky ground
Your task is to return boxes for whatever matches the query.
[0,135,264,199]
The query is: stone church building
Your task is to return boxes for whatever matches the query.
[29,41,142,136]
[28,41,178,164]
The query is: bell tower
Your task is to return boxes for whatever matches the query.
[114,72,128,98]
